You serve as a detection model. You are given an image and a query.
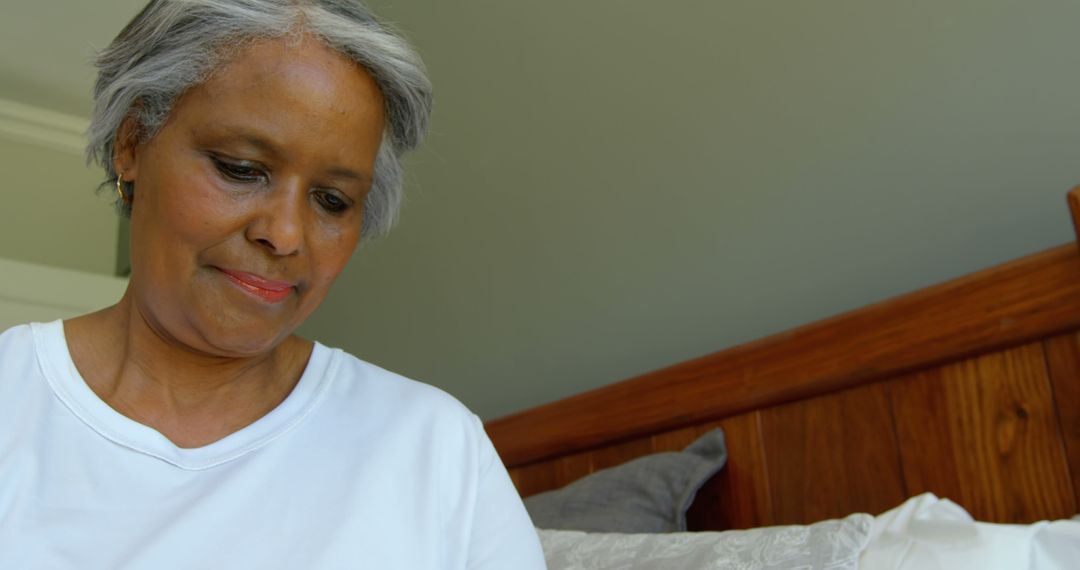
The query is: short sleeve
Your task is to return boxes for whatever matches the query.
[466,415,547,570]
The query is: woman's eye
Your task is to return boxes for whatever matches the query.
[315,191,350,214]
[213,158,266,183]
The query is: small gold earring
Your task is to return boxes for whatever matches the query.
[116,174,129,203]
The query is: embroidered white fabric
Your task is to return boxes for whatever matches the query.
[538,513,872,570]
[861,493,1080,570]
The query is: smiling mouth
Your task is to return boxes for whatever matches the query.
[218,268,295,303]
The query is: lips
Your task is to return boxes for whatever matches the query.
[218,268,295,303]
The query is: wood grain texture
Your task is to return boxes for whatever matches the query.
[588,436,656,475]
[687,413,771,530]
[1044,332,1080,509]
[890,343,1076,522]
[506,424,696,498]
[507,448,594,498]
[506,414,771,530]
[488,244,1080,467]
[507,460,558,497]
[760,382,906,524]
[508,422,724,498]
[1068,185,1080,245]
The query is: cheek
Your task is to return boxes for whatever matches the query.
[135,146,225,233]
[155,172,241,244]
[309,226,359,291]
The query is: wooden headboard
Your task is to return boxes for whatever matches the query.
[486,187,1080,530]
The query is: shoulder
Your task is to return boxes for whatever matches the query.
[0,322,34,344]
[327,346,472,414]
[0,321,45,360]
[309,344,495,482]
[0,322,57,398]
[315,343,482,438]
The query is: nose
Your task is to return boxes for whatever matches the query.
[245,180,305,256]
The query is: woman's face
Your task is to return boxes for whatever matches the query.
[117,36,386,357]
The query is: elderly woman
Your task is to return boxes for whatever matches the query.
[0,1,545,568]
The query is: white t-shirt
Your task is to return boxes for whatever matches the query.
[0,321,546,569]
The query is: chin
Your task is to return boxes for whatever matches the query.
[186,288,308,356]
[183,305,299,357]
[201,327,292,357]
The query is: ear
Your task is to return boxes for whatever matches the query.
[113,112,141,180]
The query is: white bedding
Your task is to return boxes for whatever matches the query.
[862,493,1080,570]
[537,494,1080,570]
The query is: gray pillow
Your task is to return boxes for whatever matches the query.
[524,429,727,532]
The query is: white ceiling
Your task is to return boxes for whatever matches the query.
[0,1,148,117]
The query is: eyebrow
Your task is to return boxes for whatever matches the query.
[211,127,373,184]
[325,165,371,184]
[215,128,280,158]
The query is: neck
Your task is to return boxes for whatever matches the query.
[65,289,312,448]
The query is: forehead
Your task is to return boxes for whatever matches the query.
[165,35,386,167]
[207,36,376,100]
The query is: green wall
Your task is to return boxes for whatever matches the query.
[301,0,1080,419]
[0,1,133,278]
[0,137,118,276]
[3,1,1073,419]
[12,1,1076,420]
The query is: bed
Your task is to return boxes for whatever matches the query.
[485,187,1080,567]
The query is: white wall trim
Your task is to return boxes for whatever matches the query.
[0,256,127,331]
[0,98,88,157]
[0,257,127,313]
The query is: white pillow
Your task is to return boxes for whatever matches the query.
[538,513,872,570]
[861,493,1080,570]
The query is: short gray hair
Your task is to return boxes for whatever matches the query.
[87,0,433,239]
